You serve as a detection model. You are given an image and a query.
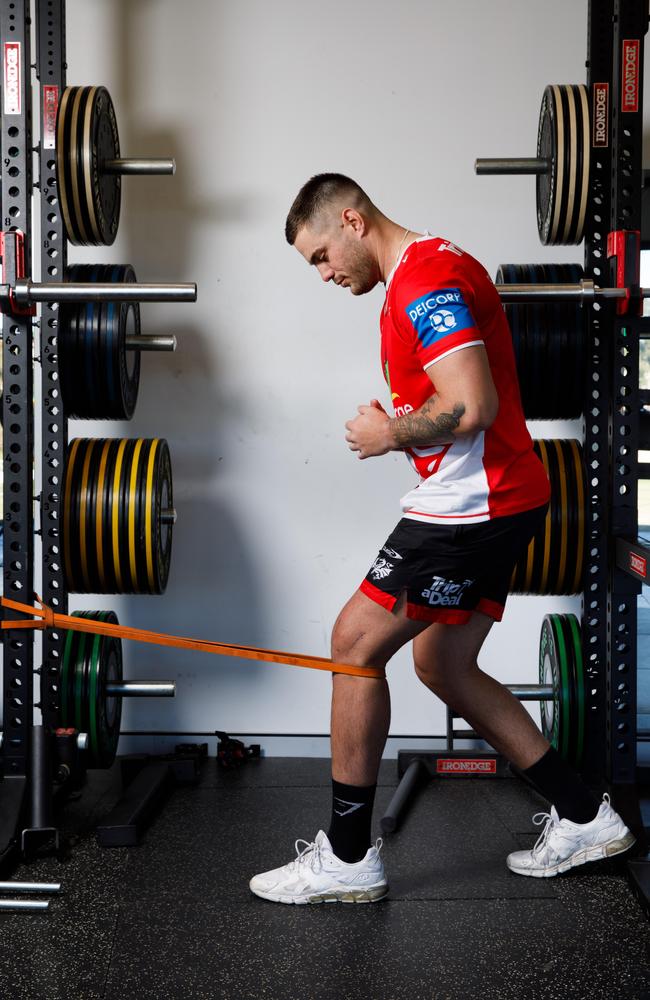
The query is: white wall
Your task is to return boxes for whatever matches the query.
[61,0,603,756]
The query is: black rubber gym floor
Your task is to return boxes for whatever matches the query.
[1,757,649,1000]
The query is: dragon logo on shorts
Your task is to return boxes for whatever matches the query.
[370,557,395,581]
[421,577,475,607]
[381,545,403,561]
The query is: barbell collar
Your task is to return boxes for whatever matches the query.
[475,157,550,175]
[103,158,176,176]
[0,899,49,911]
[106,681,176,697]
[14,279,197,304]
[0,881,61,893]
[126,334,177,352]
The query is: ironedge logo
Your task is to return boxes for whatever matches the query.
[592,83,608,147]
[4,42,20,116]
[42,85,59,149]
[621,40,639,113]
[437,758,496,774]
[630,552,647,577]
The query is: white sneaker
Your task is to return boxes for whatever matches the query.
[249,830,388,904]
[507,793,636,878]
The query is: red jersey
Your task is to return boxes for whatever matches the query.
[381,234,550,523]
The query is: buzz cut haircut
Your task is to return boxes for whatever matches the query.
[285,173,372,245]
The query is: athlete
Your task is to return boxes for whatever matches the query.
[249,174,635,904]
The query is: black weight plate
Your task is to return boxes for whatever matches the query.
[536,87,558,245]
[56,87,86,244]
[109,264,140,419]
[153,439,174,593]
[70,86,96,245]
[83,87,121,245]
[557,86,578,244]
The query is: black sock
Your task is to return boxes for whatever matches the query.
[522,746,600,824]
[327,779,377,863]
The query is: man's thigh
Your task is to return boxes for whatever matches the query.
[332,589,430,669]
[412,610,496,679]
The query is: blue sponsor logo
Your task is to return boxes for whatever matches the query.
[405,287,474,348]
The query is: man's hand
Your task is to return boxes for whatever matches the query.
[345,400,395,459]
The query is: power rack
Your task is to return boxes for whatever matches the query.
[0,0,197,889]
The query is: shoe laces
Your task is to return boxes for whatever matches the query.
[289,836,384,873]
[290,839,324,874]
[531,811,573,858]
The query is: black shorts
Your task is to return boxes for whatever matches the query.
[359,504,548,625]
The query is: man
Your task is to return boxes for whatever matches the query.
[249,174,635,904]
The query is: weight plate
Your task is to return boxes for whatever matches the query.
[536,87,558,245]
[536,85,590,246]
[56,86,121,246]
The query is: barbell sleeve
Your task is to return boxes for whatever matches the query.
[126,334,177,352]
[14,280,197,304]
[162,508,177,525]
[106,682,176,697]
[475,157,551,175]
[103,158,176,176]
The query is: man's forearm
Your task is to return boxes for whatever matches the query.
[388,395,466,448]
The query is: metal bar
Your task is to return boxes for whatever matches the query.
[1,0,35,802]
[37,0,68,841]
[475,157,550,175]
[162,508,177,525]
[126,334,176,352]
[106,682,175,697]
[103,158,176,176]
[15,280,197,303]
[0,899,49,911]
[606,0,647,787]
[0,882,60,893]
[507,685,554,701]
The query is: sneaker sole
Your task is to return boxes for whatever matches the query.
[507,831,636,878]
[250,884,389,904]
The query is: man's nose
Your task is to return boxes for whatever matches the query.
[317,263,335,282]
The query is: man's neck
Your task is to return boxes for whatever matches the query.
[377,220,423,284]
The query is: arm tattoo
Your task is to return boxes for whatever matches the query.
[390,398,466,448]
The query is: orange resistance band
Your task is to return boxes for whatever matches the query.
[0,596,385,680]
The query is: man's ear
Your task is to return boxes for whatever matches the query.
[341,207,366,237]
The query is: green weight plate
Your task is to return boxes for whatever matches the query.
[566,613,585,769]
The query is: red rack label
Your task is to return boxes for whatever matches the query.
[436,758,497,774]
[3,42,21,116]
[622,39,640,112]
[42,85,59,149]
[592,83,609,147]
[630,552,647,578]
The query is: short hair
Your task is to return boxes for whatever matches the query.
[285,173,372,245]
